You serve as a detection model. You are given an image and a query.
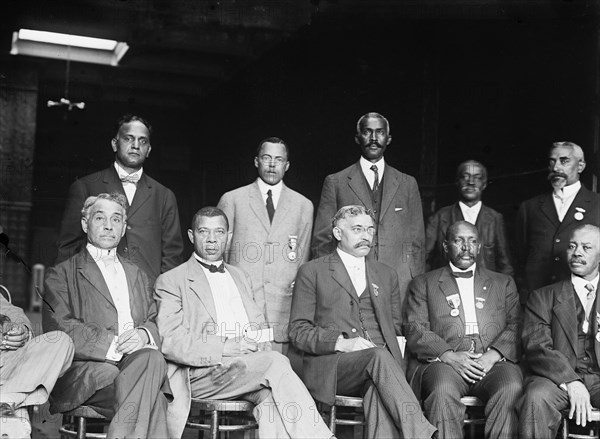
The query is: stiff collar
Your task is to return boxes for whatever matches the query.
[359,156,385,180]
[114,161,143,181]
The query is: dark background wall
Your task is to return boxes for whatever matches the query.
[1,1,599,305]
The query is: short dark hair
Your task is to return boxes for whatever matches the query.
[191,206,229,231]
[81,192,128,220]
[114,114,153,137]
[445,220,479,241]
[256,137,290,160]
[456,160,488,183]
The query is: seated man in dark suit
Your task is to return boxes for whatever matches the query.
[289,205,436,439]
[406,220,522,439]
[43,192,170,439]
[425,160,513,275]
[519,224,600,438]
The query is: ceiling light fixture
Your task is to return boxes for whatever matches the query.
[10,29,129,66]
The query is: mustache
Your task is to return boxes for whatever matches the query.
[569,258,586,265]
[459,252,475,259]
[354,240,371,248]
[548,172,568,181]
[367,142,382,148]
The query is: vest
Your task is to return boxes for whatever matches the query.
[358,286,386,347]
[574,294,599,375]
[364,173,383,260]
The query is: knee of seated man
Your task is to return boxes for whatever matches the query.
[261,350,291,369]
[521,378,561,406]
[135,348,167,372]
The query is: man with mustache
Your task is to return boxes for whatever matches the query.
[44,193,171,439]
[312,112,425,302]
[55,114,183,283]
[290,205,437,439]
[516,141,600,304]
[519,224,600,438]
[425,160,513,275]
[405,220,522,439]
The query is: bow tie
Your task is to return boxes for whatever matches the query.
[120,174,140,184]
[452,270,473,279]
[197,260,225,273]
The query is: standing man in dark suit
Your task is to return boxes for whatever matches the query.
[217,137,313,353]
[425,160,513,275]
[290,205,436,439]
[44,193,170,439]
[56,114,183,282]
[312,112,425,299]
[519,224,600,438]
[405,220,522,439]
[516,141,600,304]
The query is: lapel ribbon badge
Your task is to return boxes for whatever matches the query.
[596,312,600,342]
[475,297,485,309]
[372,283,379,297]
[447,294,461,317]
[575,207,586,221]
[288,235,298,261]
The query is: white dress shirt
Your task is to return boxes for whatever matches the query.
[553,181,581,222]
[194,254,251,338]
[114,162,143,205]
[572,273,599,311]
[458,201,482,226]
[256,178,283,209]
[450,262,479,334]
[337,248,367,296]
[360,156,385,191]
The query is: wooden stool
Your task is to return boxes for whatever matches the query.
[324,395,366,437]
[59,406,109,439]
[462,396,485,438]
[562,408,600,439]
[186,398,258,439]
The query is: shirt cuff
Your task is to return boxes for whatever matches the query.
[139,327,158,349]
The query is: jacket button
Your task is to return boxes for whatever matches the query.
[555,238,560,243]
[351,328,357,333]
[123,247,128,252]
[555,257,560,261]
[127,225,132,230]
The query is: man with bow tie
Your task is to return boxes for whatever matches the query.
[289,205,436,439]
[43,193,171,439]
[405,220,522,439]
[154,206,334,439]
[55,114,183,282]
[519,224,600,438]
[515,141,600,304]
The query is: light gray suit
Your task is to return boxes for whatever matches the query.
[218,180,313,344]
[155,256,332,439]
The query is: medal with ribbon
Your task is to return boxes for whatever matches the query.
[596,313,600,342]
[288,235,298,261]
[475,297,485,310]
[447,294,461,317]
[574,207,586,221]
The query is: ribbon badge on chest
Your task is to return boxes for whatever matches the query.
[596,313,600,342]
[447,294,461,317]
[475,297,485,310]
[574,207,586,221]
[288,235,298,261]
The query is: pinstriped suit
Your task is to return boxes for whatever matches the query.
[519,280,600,438]
[217,180,313,345]
[405,265,522,439]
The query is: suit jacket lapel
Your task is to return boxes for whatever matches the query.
[379,165,400,219]
[473,267,492,330]
[347,163,373,209]
[475,205,491,230]
[187,258,218,322]
[103,166,128,198]
[538,193,560,228]
[555,281,578,356]
[329,251,360,304]
[121,258,142,323]
[438,267,465,327]
[558,186,592,232]
[128,173,152,217]
[249,181,271,233]
[228,266,264,324]
[77,250,115,308]
[269,184,291,235]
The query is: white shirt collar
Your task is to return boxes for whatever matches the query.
[359,156,385,180]
[336,247,365,269]
[114,161,144,179]
[449,262,477,273]
[572,273,599,292]
[256,178,283,208]
[193,252,224,267]
[554,180,581,198]
[86,243,118,261]
[459,201,482,213]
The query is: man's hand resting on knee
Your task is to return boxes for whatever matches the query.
[335,336,376,352]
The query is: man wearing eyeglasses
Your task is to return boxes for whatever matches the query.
[405,221,522,439]
[289,205,436,439]
[217,137,313,354]
[55,114,183,282]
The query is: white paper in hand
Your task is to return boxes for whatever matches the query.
[244,327,274,344]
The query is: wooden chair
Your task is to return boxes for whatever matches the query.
[59,405,109,439]
[186,398,258,439]
[461,396,485,438]
[562,408,600,439]
[323,395,366,438]
[0,284,12,303]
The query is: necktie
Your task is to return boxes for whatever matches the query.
[370,165,379,192]
[266,189,275,224]
[553,189,566,221]
[452,271,473,279]
[197,259,225,273]
[583,283,596,333]
[102,254,119,273]
[120,174,140,185]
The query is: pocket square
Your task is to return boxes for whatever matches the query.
[394,207,403,212]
